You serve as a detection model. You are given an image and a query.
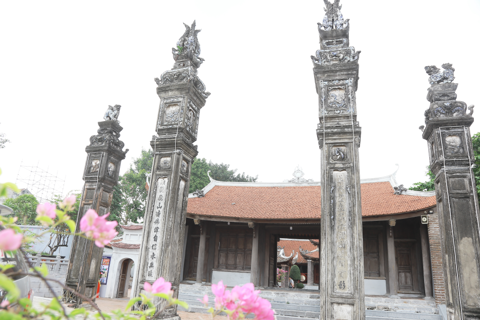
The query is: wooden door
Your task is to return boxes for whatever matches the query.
[186,238,200,280]
[364,230,380,277]
[314,264,320,284]
[395,242,418,293]
[217,229,252,271]
[117,259,130,298]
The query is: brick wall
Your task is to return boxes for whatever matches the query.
[427,212,446,304]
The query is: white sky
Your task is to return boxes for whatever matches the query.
[1,0,480,199]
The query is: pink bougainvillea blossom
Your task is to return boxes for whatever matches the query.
[59,195,76,211]
[36,202,56,220]
[0,300,9,308]
[199,294,208,306]
[143,277,172,294]
[80,209,117,247]
[210,281,274,320]
[0,229,23,251]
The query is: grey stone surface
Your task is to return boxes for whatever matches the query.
[313,1,365,319]
[64,114,127,306]
[132,22,209,320]
[364,279,386,295]
[421,65,480,319]
[211,270,251,287]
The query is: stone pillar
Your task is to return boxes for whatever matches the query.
[131,21,210,320]
[312,1,365,318]
[386,223,398,297]
[421,64,480,319]
[250,223,259,286]
[420,224,433,299]
[64,110,127,307]
[196,222,207,283]
[307,260,314,286]
[281,265,289,289]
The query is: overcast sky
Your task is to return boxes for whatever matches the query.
[1,0,480,200]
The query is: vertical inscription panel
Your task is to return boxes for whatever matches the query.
[333,170,352,294]
[146,177,168,281]
[451,197,480,307]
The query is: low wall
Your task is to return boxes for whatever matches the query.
[28,254,69,298]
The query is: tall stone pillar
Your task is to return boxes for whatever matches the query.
[312,1,365,318]
[421,64,480,319]
[64,106,127,306]
[250,223,259,286]
[307,260,314,286]
[132,21,210,320]
[420,224,433,299]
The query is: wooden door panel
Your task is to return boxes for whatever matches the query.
[216,229,253,271]
[363,229,381,277]
[395,242,416,292]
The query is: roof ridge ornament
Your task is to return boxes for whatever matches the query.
[286,166,315,184]
[172,20,204,68]
[318,0,349,31]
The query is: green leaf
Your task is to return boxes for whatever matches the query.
[34,263,49,277]
[0,273,20,301]
[207,307,214,314]
[152,293,170,300]
[173,299,189,310]
[2,183,19,194]
[36,216,53,225]
[125,297,142,311]
[144,308,156,316]
[66,220,76,233]
[68,308,86,317]
[0,310,23,320]
[49,297,62,312]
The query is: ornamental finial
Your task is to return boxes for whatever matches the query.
[172,20,204,68]
[318,0,349,31]
[103,104,121,121]
[425,63,455,86]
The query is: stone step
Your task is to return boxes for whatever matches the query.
[366,310,442,320]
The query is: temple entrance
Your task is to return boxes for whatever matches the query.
[116,259,134,298]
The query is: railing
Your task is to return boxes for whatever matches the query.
[28,254,69,274]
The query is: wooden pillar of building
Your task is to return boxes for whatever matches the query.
[420,223,433,298]
[387,222,398,297]
[250,223,259,286]
[307,260,314,286]
[263,229,270,287]
[196,222,207,283]
[281,264,289,288]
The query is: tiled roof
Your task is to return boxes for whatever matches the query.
[278,239,318,264]
[111,242,141,249]
[121,225,143,230]
[186,181,436,220]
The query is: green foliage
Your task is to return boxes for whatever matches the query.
[189,158,258,193]
[110,149,153,226]
[289,265,301,281]
[4,194,39,225]
[296,283,304,289]
[409,167,435,192]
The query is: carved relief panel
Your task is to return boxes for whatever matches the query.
[319,79,355,115]
[331,146,347,162]
[441,131,467,158]
[157,97,185,130]
[86,153,102,176]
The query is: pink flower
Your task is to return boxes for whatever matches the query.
[36,202,56,220]
[0,300,9,308]
[212,280,226,309]
[60,195,76,211]
[80,209,118,247]
[198,294,208,306]
[143,277,172,294]
[0,229,23,251]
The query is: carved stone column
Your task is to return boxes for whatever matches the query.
[132,21,210,320]
[281,264,289,289]
[64,107,127,307]
[421,64,480,319]
[307,260,314,286]
[420,224,433,299]
[312,1,365,318]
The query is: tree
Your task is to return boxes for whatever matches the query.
[0,123,9,149]
[4,194,39,225]
[110,149,153,226]
[45,193,81,256]
[189,158,258,193]
[289,265,301,289]
[410,132,480,200]
[110,151,257,225]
